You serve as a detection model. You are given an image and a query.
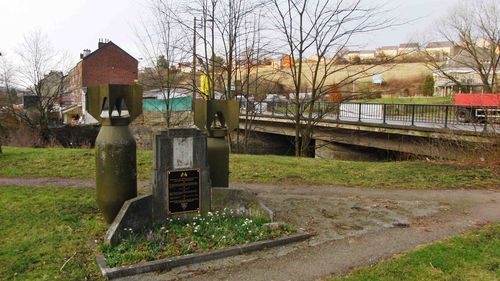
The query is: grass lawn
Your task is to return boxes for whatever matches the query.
[0,146,498,189]
[331,223,500,281]
[0,186,107,281]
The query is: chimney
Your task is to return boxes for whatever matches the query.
[80,49,91,59]
[98,38,110,49]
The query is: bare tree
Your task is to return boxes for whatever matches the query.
[235,12,280,153]
[425,0,500,94]
[0,54,17,152]
[12,31,66,143]
[135,0,193,127]
[175,0,263,100]
[271,0,396,156]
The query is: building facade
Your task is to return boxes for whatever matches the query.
[433,49,499,96]
[61,40,138,123]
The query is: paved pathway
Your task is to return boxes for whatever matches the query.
[119,184,500,281]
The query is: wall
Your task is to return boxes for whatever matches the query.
[82,44,138,87]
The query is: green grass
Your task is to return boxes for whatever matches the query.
[1,146,499,189]
[0,186,107,280]
[101,211,295,267]
[0,146,151,180]
[231,154,499,189]
[331,223,500,281]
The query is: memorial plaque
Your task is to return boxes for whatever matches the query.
[167,169,200,214]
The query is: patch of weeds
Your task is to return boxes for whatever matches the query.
[101,210,296,267]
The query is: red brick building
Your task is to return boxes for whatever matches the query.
[61,39,138,123]
[280,55,295,69]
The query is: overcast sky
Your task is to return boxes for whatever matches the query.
[0,0,461,66]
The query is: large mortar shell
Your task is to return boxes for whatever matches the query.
[207,133,229,187]
[95,125,137,223]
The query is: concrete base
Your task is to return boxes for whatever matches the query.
[211,188,274,221]
[104,188,274,246]
[105,195,153,246]
[98,188,304,279]
[97,232,312,279]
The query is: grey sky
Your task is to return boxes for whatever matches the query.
[0,0,460,65]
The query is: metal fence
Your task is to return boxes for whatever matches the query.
[241,101,500,132]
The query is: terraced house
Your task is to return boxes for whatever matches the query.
[60,39,138,124]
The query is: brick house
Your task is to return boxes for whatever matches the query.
[281,55,295,68]
[61,39,138,124]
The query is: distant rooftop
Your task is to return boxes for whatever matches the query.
[399,43,419,48]
[427,41,454,48]
[378,46,398,50]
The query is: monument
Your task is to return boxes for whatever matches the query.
[87,84,143,223]
[193,99,239,187]
[95,88,266,247]
[152,128,211,221]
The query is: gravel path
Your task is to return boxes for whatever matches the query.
[1,177,499,280]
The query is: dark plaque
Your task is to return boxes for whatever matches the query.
[167,169,200,214]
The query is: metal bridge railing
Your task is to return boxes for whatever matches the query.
[240,101,500,133]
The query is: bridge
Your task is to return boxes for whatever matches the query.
[239,102,499,160]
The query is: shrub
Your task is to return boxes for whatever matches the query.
[422,75,435,96]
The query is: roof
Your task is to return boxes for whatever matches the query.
[82,41,137,63]
[427,41,454,48]
[443,48,491,70]
[399,43,419,48]
[61,104,81,114]
[378,46,398,50]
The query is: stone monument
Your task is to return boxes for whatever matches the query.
[104,127,212,245]
[152,128,211,221]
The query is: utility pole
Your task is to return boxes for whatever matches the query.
[211,4,215,100]
[192,17,197,108]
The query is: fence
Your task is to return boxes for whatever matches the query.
[242,101,500,132]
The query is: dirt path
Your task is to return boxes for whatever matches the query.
[121,184,500,281]
[1,177,499,280]
[0,177,150,189]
